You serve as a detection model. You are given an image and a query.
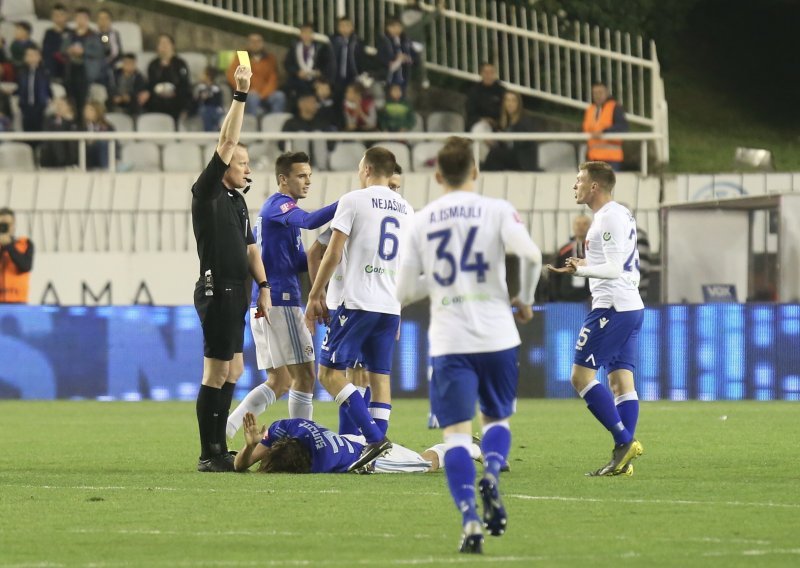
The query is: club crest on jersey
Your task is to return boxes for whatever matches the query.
[338,314,348,327]
[599,317,609,328]
[603,232,612,241]
[280,201,297,213]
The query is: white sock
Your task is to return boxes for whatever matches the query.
[288,389,313,420]
[226,383,276,439]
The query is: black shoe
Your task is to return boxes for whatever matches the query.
[223,450,237,467]
[197,454,235,473]
[458,520,484,554]
[479,476,507,536]
[347,437,392,473]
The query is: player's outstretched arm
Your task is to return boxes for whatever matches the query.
[306,240,326,286]
[234,412,268,472]
[216,65,252,165]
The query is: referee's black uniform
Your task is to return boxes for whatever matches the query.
[191,151,255,468]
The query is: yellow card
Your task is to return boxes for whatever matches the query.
[237,50,251,68]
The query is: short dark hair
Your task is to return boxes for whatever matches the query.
[122,52,137,61]
[203,65,218,80]
[592,81,607,89]
[52,3,67,11]
[363,147,396,178]
[75,7,91,16]
[437,136,474,188]
[15,21,32,34]
[579,161,616,191]
[0,207,14,218]
[300,21,315,31]
[98,8,112,17]
[257,438,312,474]
[275,152,310,182]
[394,163,403,175]
[158,33,175,46]
[479,61,495,71]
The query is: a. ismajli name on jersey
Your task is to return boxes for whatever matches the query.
[429,205,483,223]
[371,197,408,214]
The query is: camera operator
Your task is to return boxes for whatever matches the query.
[0,208,34,304]
[191,64,272,473]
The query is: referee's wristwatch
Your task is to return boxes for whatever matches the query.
[258,280,271,289]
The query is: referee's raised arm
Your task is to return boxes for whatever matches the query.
[216,65,251,164]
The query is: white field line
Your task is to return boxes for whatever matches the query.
[508,493,800,509]
[703,548,800,558]
[70,527,439,540]
[1,557,555,567]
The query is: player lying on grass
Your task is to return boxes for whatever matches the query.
[233,412,481,474]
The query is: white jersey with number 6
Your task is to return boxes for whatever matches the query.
[330,185,414,315]
[398,191,542,357]
[317,228,345,311]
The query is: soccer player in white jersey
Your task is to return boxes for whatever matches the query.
[306,147,414,472]
[307,165,403,436]
[396,137,542,554]
[547,161,644,476]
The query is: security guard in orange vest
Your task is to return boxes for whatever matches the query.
[582,82,629,171]
[0,207,34,304]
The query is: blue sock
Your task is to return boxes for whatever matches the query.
[581,381,632,445]
[368,402,392,437]
[481,422,511,480]
[616,392,640,437]
[338,386,367,436]
[444,441,479,525]
[335,385,383,443]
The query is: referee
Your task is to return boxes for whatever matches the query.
[192,64,271,472]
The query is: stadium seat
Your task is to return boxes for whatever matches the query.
[478,173,507,200]
[29,19,51,45]
[329,142,366,172]
[412,142,443,172]
[33,174,66,252]
[261,112,293,132]
[471,120,493,163]
[7,173,36,237]
[115,21,143,54]
[0,0,35,19]
[136,51,156,76]
[399,173,430,209]
[426,111,464,133]
[61,174,94,251]
[247,142,276,171]
[136,173,164,252]
[182,52,210,83]
[85,174,114,251]
[162,143,204,172]
[137,112,176,132]
[242,114,258,133]
[372,142,410,173]
[178,114,204,132]
[50,83,67,100]
[0,142,35,172]
[109,175,139,252]
[121,142,161,171]
[410,112,425,133]
[323,173,358,203]
[203,143,217,163]
[161,173,193,251]
[613,173,639,210]
[89,83,108,105]
[538,142,577,172]
[0,174,9,206]
[106,112,135,132]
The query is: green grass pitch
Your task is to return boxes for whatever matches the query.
[1,399,798,567]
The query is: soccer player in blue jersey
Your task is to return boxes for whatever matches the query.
[226,152,338,439]
[305,147,414,472]
[547,161,644,476]
[397,137,542,553]
[233,412,481,474]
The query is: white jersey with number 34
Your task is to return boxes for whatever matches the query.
[330,185,414,315]
[399,191,542,357]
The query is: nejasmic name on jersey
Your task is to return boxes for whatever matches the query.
[429,205,483,223]
[372,197,408,214]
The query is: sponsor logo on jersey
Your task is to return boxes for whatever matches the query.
[603,232,612,241]
[364,264,396,276]
[280,201,298,213]
[441,292,491,306]
[599,317,609,328]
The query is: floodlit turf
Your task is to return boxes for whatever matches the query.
[1,399,798,567]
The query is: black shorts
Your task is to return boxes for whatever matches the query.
[194,280,249,361]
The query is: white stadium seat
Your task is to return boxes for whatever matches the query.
[411,142,443,172]
[106,112,135,132]
[0,0,35,19]
[181,52,210,83]
[328,142,366,172]
[122,142,161,171]
[162,143,204,173]
[115,21,143,54]
[137,112,176,133]
[426,111,465,133]
[261,112,293,132]
[0,142,36,171]
[538,141,577,172]
[136,51,156,77]
[399,173,430,210]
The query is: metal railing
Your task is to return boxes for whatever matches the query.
[153,0,669,163]
[0,130,660,174]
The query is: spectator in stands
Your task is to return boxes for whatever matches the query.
[314,78,340,129]
[83,100,115,170]
[482,91,539,172]
[466,62,505,130]
[400,0,444,90]
[284,23,332,105]
[377,18,417,93]
[379,83,414,133]
[282,93,330,167]
[342,82,377,132]
[10,22,36,70]
[0,68,14,132]
[195,66,224,132]
[61,7,107,123]
[0,39,15,83]
[39,98,79,168]
[328,17,366,102]
[42,3,70,82]
[111,53,148,117]
[96,8,123,70]
[227,33,285,116]
[582,81,628,171]
[549,214,592,302]
[146,34,192,125]
[0,207,35,304]
[17,46,51,135]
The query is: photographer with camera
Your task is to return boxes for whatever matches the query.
[0,208,34,304]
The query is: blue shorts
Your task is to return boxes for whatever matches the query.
[430,347,519,428]
[318,306,400,376]
[573,307,644,373]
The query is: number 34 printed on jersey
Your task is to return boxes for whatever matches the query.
[426,227,489,286]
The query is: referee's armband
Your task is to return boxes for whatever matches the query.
[258,280,271,289]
